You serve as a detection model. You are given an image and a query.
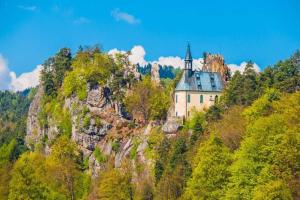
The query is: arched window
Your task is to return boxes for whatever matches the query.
[215,95,218,103]
[187,94,191,103]
[200,95,203,103]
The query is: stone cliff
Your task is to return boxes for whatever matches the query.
[25,66,157,178]
[203,52,231,84]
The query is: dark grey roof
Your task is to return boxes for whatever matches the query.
[185,44,192,61]
[175,70,223,92]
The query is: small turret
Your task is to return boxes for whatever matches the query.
[184,43,193,81]
[184,43,193,70]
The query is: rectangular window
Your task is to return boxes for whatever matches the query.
[176,112,178,117]
[200,95,203,103]
[187,94,190,103]
[176,94,178,103]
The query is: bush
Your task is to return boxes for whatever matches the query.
[82,115,91,129]
[93,148,107,163]
[130,139,140,160]
[112,140,120,152]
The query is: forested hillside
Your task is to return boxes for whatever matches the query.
[0,47,299,200]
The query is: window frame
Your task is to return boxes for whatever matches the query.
[200,94,203,103]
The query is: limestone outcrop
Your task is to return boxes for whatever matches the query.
[151,63,160,84]
[203,52,230,84]
[25,86,44,147]
[25,63,154,178]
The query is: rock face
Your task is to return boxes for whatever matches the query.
[162,117,181,133]
[203,52,230,84]
[151,63,160,84]
[26,86,44,147]
[25,63,157,178]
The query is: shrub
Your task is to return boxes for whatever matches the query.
[130,139,140,160]
[112,140,120,152]
[93,148,107,163]
[82,115,91,129]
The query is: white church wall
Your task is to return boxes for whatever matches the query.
[175,91,221,118]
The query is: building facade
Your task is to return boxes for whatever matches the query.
[174,45,224,118]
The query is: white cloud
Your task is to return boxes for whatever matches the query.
[73,17,91,25]
[129,46,147,66]
[108,45,262,77]
[153,56,184,68]
[9,65,42,91]
[111,8,140,24]
[18,5,37,11]
[0,54,42,91]
[0,54,11,90]
[228,62,260,74]
[108,48,126,57]
[108,45,204,70]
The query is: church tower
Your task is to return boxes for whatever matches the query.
[184,43,193,81]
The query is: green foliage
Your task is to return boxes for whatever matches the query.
[46,136,90,199]
[169,137,187,169]
[154,135,192,199]
[209,106,246,150]
[112,140,120,152]
[97,168,133,200]
[41,48,72,97]
[0,91,31,146]
[183,134,232,200]
[130,139,140,160]
[125,76,171,123]
[205,104,222,122]
[260,51,300,93]
[144,128,164,160]
[63,47,117,100]
[252,180,293,200]
[38,96,72,138]
[94,147,107,163]
[184,111,206,145]
[82,115,91,129]
[243,88,281,123]
[221,61,260,107]
[225,92,300,199]
[8,152,50,200]
[0,140,21,199]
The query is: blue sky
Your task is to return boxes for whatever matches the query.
[0,0,300,78]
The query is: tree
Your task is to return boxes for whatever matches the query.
[45,136,89,200]
[209,105,246,150]
[0,140,18,199]
[225,92,300,199]
[183,134,232,200]
[41,48,72,97]
[97,168,133,200]
[259,51,300,93]
[125,76,170,123]
[63,48,115,100]
[184,111,206,145]
[8,152,50,200]
[253,180,293,200]
[221,61,260,107]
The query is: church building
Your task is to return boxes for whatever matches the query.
[175,45,224,118]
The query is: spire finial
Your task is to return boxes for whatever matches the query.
[185,42,192,62]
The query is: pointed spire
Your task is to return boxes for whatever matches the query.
[184,43,193,71]
[185,43,192,62]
